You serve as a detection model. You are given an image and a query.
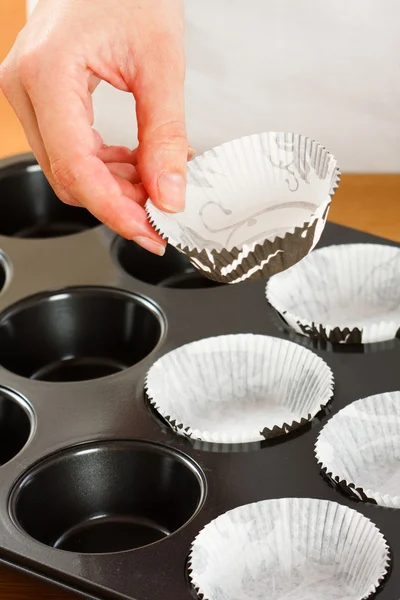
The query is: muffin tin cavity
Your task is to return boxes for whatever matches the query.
[0,287,164,382]
[10,441,206,554]
[0,388,33,466]
[0,158,99,238]
[115,238,224,289]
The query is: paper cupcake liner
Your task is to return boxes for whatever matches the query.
[315,391,400,509]
[267,302,400,355]
[145,334,334,444]
[266,243,400,344]
[188,497,390,600]
[146,132,340,284]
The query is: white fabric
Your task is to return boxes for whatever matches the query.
[27,0,400,172]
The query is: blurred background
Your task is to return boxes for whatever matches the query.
[1,0,28,158]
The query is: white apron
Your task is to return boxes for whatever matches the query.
[27,0,400,171]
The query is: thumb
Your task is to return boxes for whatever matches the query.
[133,38,188,213]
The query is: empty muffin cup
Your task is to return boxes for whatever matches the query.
[0,156,99,238]
[0,388,34,466]
[0,287,164,382]
[10,440,206,553]
[115,238,224,289]
[266,243,400,344]
[146,132,340,284]
[316,390,400,509]
[145,334,334,444]
[188,497,390,600]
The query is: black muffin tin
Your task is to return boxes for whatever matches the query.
[0,153,399,600]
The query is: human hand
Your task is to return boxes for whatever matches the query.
[0,0,189,255]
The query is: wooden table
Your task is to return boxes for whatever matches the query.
[0,1,399,599]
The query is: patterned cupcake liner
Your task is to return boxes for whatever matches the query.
[315,391,400,509]
[146,132,340,284]
[188,498,390,600]
[266,243,400,344]
[145,334,334,444]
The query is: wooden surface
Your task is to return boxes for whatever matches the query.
[0,2,399,600]
[329,174,400,243]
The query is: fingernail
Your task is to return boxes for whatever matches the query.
[132,236,165,256]
[158,172,185,212]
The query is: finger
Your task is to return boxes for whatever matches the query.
[97,142,142,185]
[97,145,137,165]
[25,65,164,249]
[132,37,188,213]
[107,162,141,184]
[131,144,196,167]
[0,60,80,206]
[115,178,148,206]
